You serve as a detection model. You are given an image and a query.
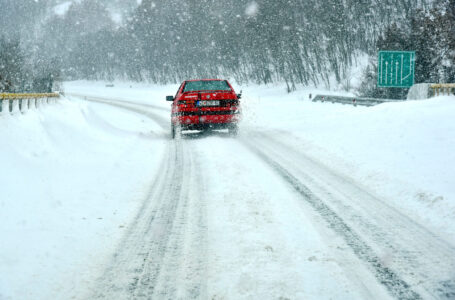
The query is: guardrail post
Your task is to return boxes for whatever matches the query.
[20,98,28,113]
[1,98,7,113]
[11,99,19,114]
[429,84,455,97]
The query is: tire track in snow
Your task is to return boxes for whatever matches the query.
[241,132,455,299]
[81,99,207,299]
[142,141,207,299]
[241,137,422,300]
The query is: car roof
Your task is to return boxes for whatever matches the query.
[185,79,224,82]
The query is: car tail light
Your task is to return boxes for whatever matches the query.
[178,100,195,105]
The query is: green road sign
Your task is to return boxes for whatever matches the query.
[378,51,415,88]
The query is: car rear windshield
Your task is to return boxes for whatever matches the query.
[183,80,232,92]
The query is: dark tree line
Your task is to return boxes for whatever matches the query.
[359,0,455,99]
[1,0,448,94]
[120,0,430,90]
[29,0,430,90]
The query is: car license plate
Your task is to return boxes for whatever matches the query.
[197,100,219,107]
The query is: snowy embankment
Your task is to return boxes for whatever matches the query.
[0,97,167,299]
[240,86,455,240]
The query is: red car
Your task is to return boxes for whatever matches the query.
[166,79,241,138]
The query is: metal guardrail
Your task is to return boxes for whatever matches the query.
[430,83,455,97]
[312,95,402,107]
[0,93,60,99]
[0,93,60,114]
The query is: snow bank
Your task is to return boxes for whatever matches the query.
[241,85,455,240]
[0,97,166,300]
[407,83,433,100]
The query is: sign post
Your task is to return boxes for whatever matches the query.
[377,51,415,88]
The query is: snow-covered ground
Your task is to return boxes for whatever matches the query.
[1,80,454,299]
[241,85,455,240]
[0,97,166,299]
[64,80,455,238]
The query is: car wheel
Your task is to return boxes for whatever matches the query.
[172,124,182,139]
[228,124,239,136]
[171,124,176,139]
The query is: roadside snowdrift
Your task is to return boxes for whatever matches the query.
[242,86,455,239]
[0,98,166,300]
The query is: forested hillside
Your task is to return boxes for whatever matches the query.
[1,0,452,94]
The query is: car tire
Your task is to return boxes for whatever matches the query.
[172,124,182,139]
[228,124,239,136]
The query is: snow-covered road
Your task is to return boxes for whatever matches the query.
[75,93,454,299]
[1,82,455,299]
[75,97,385,299]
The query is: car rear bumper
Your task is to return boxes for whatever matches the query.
[178,122,236,131]
[172,112,240,128]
